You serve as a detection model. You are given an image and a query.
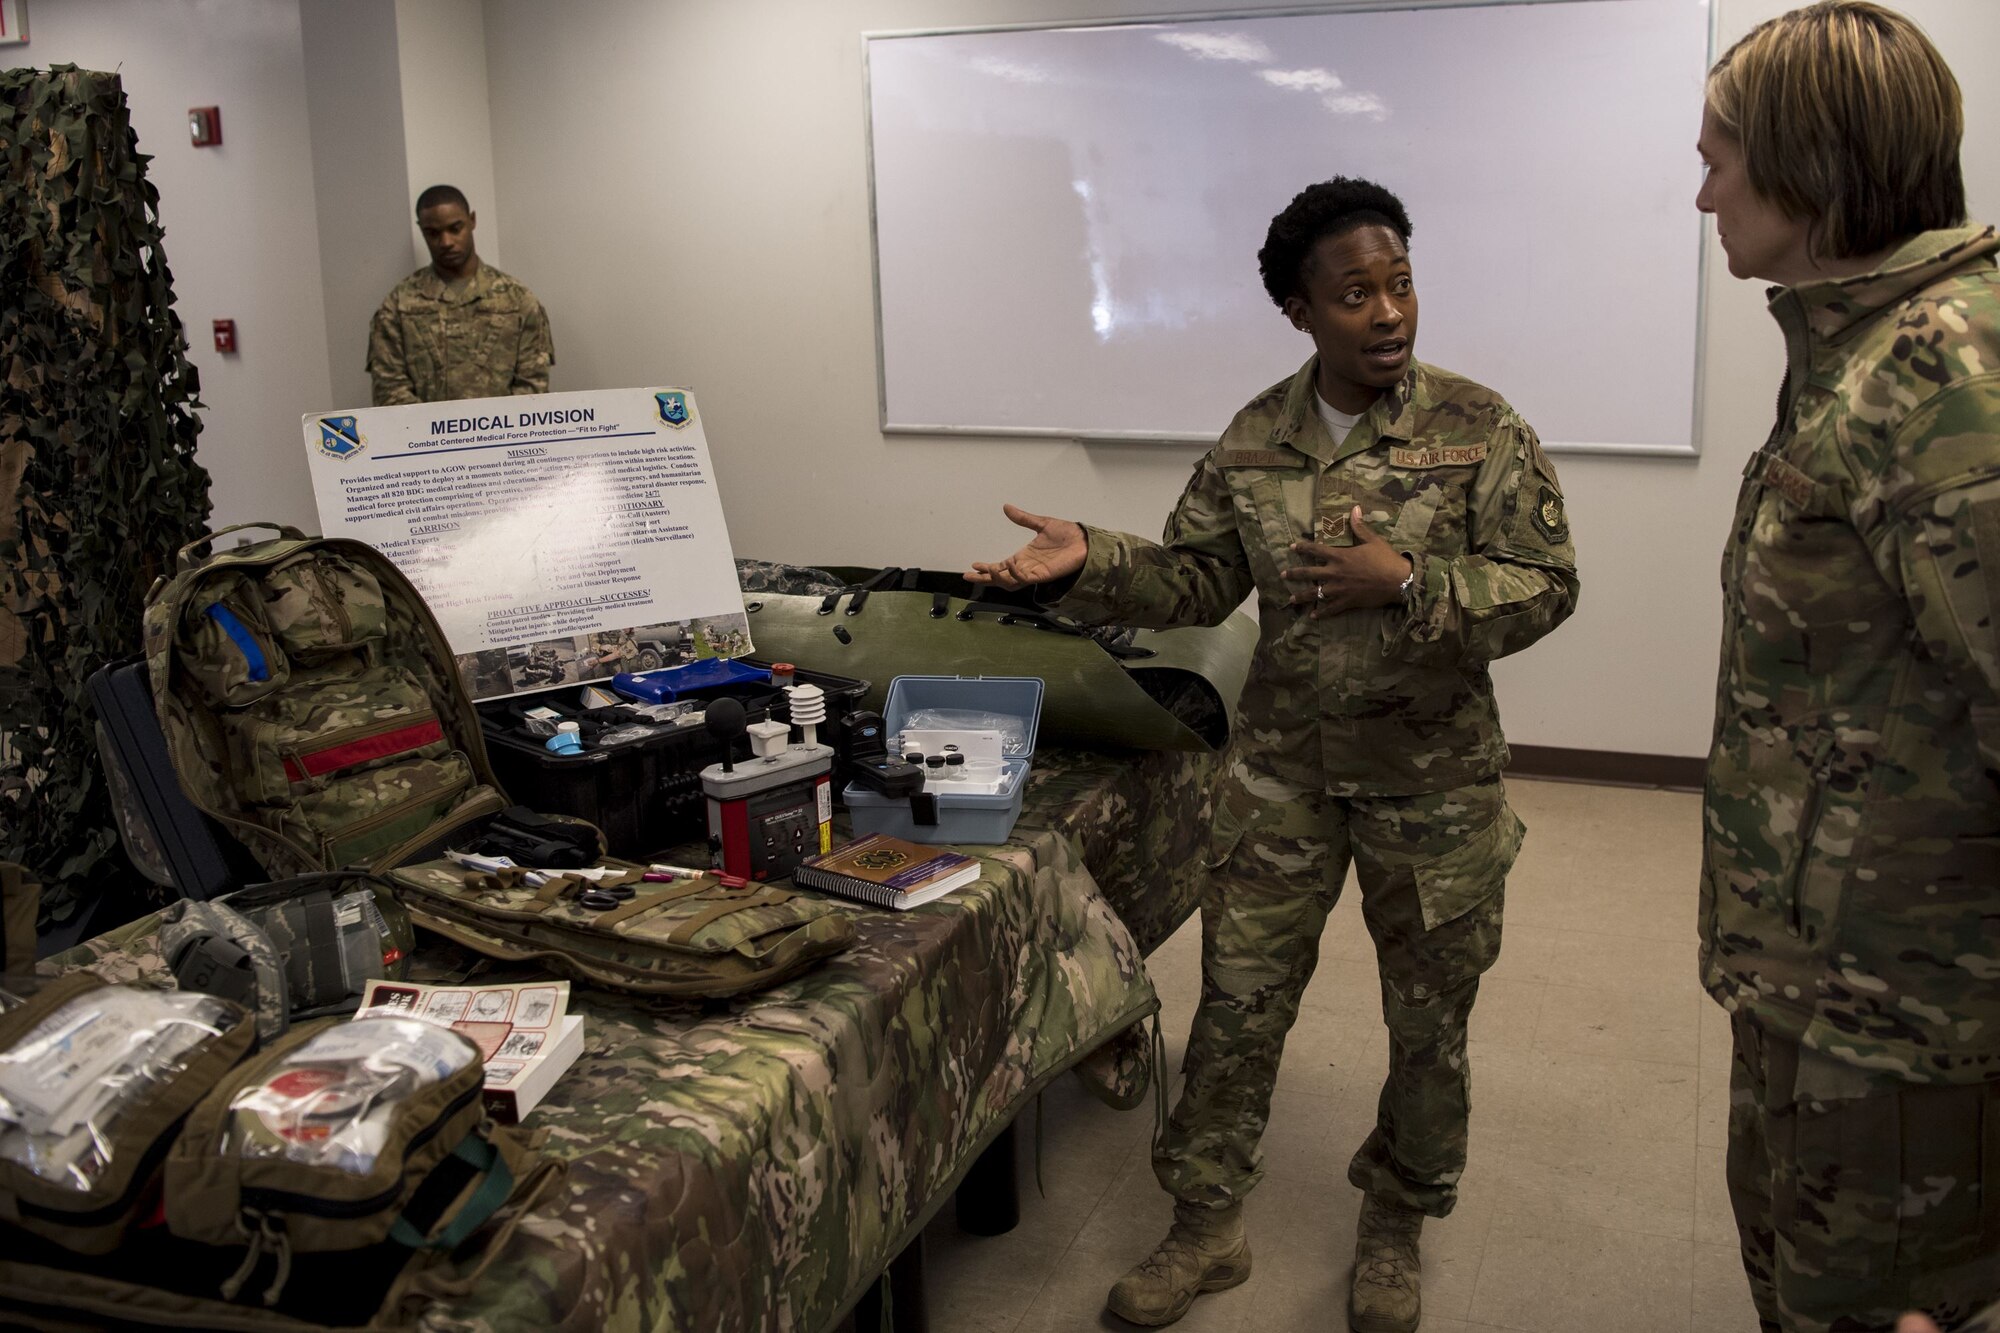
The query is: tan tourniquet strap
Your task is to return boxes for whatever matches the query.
[666,888,796,945]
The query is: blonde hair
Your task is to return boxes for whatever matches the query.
[1706,1,1964,260]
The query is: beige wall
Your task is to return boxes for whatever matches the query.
[396,0,504,271]
[300,0,411,413]
[3,0,330,533]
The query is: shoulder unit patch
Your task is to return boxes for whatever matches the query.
[1532,485,1569,543]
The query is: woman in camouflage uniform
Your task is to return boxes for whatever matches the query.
[967,178,1578,1331]
[1695,5,2000,1331]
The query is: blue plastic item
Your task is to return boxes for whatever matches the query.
[611,657,772,704]
[843,675,1044,846]
[205,604,270,682]
[545,730,584,756]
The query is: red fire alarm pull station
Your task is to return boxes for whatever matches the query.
[212,319,236,353]
[189,107,221,147]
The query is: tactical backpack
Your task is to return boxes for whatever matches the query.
[143,524,516,880]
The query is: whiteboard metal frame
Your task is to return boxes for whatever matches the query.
[862,0,1717,457]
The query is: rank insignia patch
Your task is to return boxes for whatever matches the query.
[1533,486,1568,542]
[655,391,692,429]
[317,416,364,459]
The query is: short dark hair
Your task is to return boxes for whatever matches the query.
[1706,1,1964,260]
[415,184,470,216]
[1258,178,1413,308]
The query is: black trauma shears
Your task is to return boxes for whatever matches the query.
[572,882,636,911]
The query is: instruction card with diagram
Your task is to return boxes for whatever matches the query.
[354,978,583,1122]
[300,387,751,702]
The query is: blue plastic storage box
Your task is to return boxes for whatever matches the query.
[842,675,1044,845]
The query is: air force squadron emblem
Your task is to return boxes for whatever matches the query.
[655,391,692,429]
[317,416,364,459]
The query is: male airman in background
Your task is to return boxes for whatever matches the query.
[366,184,554,405]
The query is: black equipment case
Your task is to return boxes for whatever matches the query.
[87,659,266,903]
[475,662,870,860]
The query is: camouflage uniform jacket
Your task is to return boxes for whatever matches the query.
[367,262,553,405]
[1057,357,1579,796]
[1702,224,2000,1084]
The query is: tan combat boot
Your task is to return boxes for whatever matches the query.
[1349,1193,1423,1333]
[1105,1201,1251,1327]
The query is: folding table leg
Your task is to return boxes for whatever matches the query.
[954,1118,1020,1236]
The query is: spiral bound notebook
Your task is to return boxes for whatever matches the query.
[793,833,980,910]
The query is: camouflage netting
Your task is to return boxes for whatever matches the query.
[0,66,210,930]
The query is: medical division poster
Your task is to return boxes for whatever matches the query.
[301,387,750,701]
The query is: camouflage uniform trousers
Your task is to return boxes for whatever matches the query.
[1725,1012,2000,1332]
[1157,759,1521,1217]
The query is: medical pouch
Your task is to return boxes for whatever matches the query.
[386,859,856,997]
[164,1014,547,1303]
[162,872,417,1044]
[0,973,254,1254]
[141,524,524,881]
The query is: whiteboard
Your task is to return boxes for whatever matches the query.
[866,0,1713,454]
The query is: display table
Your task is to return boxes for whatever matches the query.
[26,746,1215,1333]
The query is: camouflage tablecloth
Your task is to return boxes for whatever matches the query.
[1021,746,1215,956]
[34,748,1215,1333]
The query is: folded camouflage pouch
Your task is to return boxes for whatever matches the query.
[0,972,254,1254]
[162,871,416,1045]
[388,858,855,996]
[165,1015,559,1307]
[742,566,1257,752]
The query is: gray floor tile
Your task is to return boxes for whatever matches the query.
[1501,864,1699,945]
[1529,929,1708,1004]
[927,1230,1066,1333]
[1470,1219,1694,1333]
[1257,1087,1349,1185]
[1067,1149,1174,1261]
[1479,922,1563,987]
[1483,1127,1696,1240]
[1479,1047,1700,1148]
[1695,1142,1740,1249]
[1534,980,1702,1068]
[1697,1059,1731,1150]
[1469,976,1546,1051]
